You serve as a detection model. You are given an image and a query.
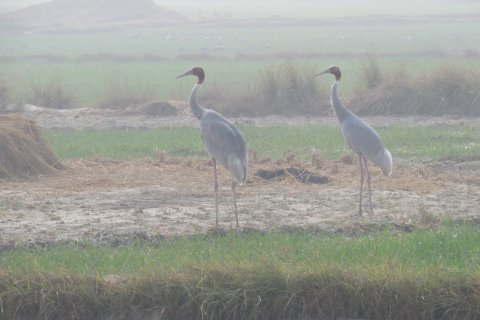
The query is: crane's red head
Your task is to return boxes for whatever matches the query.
[176,66,205,84]
[315,65,341,81]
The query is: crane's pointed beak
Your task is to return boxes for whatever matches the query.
[176,69,193,79]
[314,69,329,77]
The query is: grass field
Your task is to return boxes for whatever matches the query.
[2,22,480,58]
[2,223,480,319]
[44,124,480,161]
[2,223,479,275]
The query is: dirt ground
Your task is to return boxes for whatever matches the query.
[0,106,479,248]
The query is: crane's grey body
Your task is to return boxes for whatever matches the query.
[190,85,248,184]
[318,66,392,215]
[179,68,248,229]
[332,83,392,175]
[200,111,248,183]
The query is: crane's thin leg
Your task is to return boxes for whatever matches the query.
[363,157,374,214]
[358,155,364,216]
[231,179,239,231]
[212,158,219,227]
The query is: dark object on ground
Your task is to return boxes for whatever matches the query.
[255,168,286,180]
[255,167,329,184]
[286,167,329,184]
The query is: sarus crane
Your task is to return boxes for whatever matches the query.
[177,66,248,229]
[316,65,392,215]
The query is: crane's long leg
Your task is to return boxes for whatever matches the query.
[363,157,374,214]
[358,155,364,216]
[231,179,239,231]
[212,158,219,227]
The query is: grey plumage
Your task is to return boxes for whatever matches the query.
[177,66,248,229]
[316,66,392,215]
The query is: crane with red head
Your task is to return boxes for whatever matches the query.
[316,65,393,215]
[177,66,248,230]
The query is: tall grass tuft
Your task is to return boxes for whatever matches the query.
[419,64,480,115]
[353,58,480,116]
[359,54,384,90]
[29,74,74,109]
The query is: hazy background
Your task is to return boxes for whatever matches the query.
[0,0,479,115]
[2,0,479,16]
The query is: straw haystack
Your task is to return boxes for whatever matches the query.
[0,114,63,180]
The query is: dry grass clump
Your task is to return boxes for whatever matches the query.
[352,60,480,116]
[202,62,330,116]
[0,114,63,180]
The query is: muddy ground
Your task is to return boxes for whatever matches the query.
[0,106,479,247]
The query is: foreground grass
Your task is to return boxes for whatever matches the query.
[44,124,480,162]
[1,224,480,319]
[2,224,480,275]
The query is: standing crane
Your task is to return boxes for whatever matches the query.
[177,66,248,230]
[316,66,392,215]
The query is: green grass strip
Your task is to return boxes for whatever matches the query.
[2,224,480,275]
[43,125,480,161]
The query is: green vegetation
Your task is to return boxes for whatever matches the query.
[3,224,480,275]
[1,19,480,108]
[44,124,480,161]
[2,224,480,319]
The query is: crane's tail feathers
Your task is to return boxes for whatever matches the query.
[228,154,248,185]
[382,148,393,177]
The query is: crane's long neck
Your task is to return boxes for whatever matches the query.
[190,83,205,120]
[331,81,352,124]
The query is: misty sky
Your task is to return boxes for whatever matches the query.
[1,0,469,17]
